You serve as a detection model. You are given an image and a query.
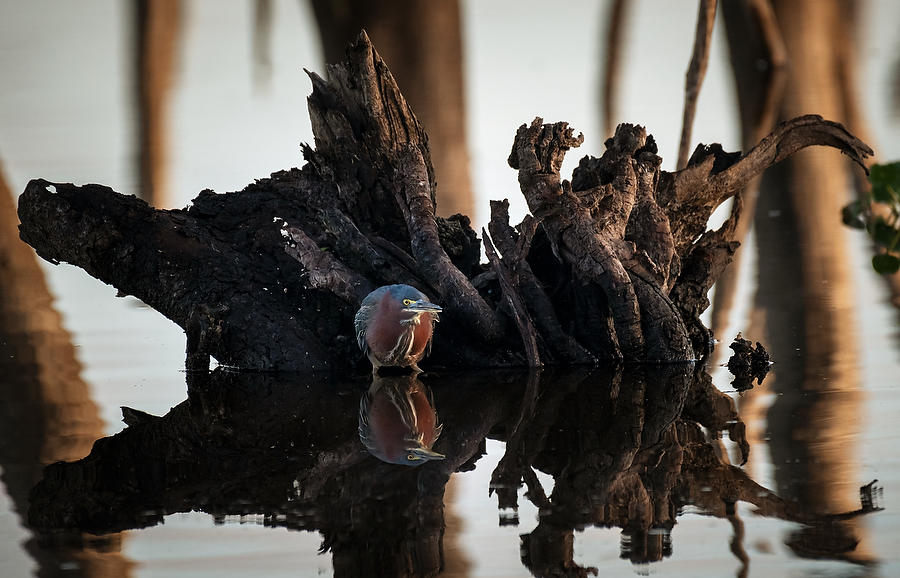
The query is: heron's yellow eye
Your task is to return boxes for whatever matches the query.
[407,453,418,461]
[402,299,413,306]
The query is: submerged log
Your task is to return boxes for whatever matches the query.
[16,32,872,371]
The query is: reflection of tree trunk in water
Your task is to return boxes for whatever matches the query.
[753,0,872,564]
[718,0,899,336]
[719,0,786,488]
[310,0,474,218]
[440,477,472,576]
[733,313,767,481]
[714,0,786,360]
[0,167,131,576]
[135,0,180,207]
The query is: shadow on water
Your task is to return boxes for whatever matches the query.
[25,364,883,577]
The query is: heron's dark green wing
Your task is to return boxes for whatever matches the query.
[354,286,391,356]
[354,305,373,356]
[424,384,441,442]
[357,388,380,455]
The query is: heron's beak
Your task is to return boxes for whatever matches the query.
[409,446,445,461]
[404,300,442,314]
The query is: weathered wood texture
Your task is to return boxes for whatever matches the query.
[17,33,872,371]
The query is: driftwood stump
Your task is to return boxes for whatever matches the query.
[16,32,872,372]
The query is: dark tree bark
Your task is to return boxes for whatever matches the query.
[16,33,872,371]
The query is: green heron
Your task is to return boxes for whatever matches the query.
[354,284,442,373]
[359,374,444,465]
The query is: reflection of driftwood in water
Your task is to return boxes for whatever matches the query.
[489,367,881,576]
[682,369,750,464]
[489,368,591,515]
[0,164,133,577]
[677,421,882,567]
[17,33,872,371]
[509,366,692,575]
[29,369,522,577]
[28,367,882,576]
[725,333,771,392]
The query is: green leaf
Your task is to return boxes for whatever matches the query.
[869,162,900,204]
[870,217,899,248]
[872,253,900,274]
[841,199,869,230]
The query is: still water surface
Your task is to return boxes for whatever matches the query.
[2,1,900,576]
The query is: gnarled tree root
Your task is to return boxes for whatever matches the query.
[17,32,872,370]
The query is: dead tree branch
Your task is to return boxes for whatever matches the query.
[677,0,718,170]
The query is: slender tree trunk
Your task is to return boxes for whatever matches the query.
[311,0,474,219]
[714,0,787,355]
[134,0,180,207]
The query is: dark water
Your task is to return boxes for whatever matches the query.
[4,352,896,577]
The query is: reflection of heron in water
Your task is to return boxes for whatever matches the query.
[358,374,444,466]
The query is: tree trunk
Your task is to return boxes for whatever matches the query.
[311,0,475,219]
[134,0,180,206]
